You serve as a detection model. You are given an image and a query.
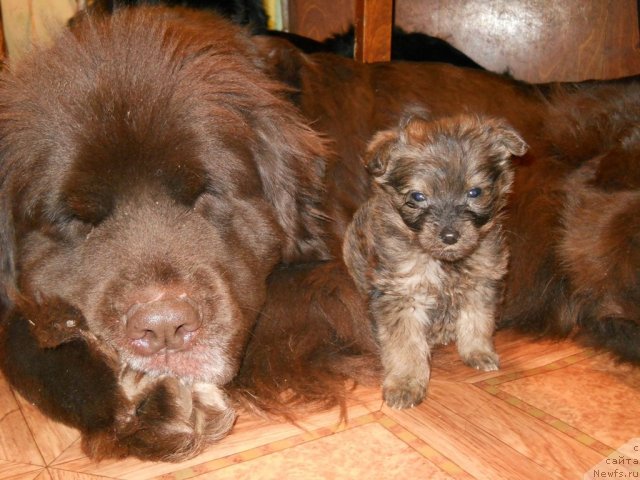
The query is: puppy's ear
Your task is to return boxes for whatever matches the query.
[363,130,398,177]
[485,118,529,162]
[480,118,526,196]
[399,112,432,145]
[365,109,432,176]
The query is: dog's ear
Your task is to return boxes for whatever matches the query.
[251,35,306,94]
[399,111,432,145]
[363,130,398,177]
[251,97,332,264]
[365,110,432,177]
[480,117,527,196]
[485,118,529,162]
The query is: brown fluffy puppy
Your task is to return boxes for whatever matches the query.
[343,114,527,408]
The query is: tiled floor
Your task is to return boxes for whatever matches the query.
[1,330,638,479]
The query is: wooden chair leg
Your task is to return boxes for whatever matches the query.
[354,0,393,63]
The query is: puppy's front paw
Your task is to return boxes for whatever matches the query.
[383,378,427,409]
[463,350,500,371]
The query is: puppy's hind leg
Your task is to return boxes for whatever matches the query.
[456,291,500,371]
[372,298,431,409]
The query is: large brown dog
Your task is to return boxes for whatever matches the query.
[0,5,638,462]
[0,6,374,460]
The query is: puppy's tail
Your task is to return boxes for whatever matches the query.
[231,260,381,419]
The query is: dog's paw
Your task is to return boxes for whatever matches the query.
[463,351,500,371]
[16,296,89,348]
[383,378,427,409]
[84,372,236,461]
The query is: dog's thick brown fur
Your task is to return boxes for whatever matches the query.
[258,38,640,365]
[502,82,640,360]
[0,5,638,462]
[0,6,375,461]
[343,114,526,408]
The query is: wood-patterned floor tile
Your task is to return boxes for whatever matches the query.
[34,470,53,480]
[427,380,604,476]
[499,352,640,448]
[47,468,117,480]
[14,394,80,466]
[0,460,43,479]
[1,333,637,480]
[52,393,382,480]
[430,330,587,383]
[383,396,566,480]
[0,376,44,466]
[192,422,459,480]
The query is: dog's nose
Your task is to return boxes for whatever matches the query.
[440,227,460,245]
[125,294,201,355]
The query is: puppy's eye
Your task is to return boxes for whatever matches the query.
[410,191,427,202]
[467,187,482,198]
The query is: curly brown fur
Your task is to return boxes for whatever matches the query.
[343,114,527,408]
[559,161,640,360]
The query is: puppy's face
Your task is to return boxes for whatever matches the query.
[365,114,527,261]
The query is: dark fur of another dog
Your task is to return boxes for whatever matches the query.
[85,1,483,68]
[86,0,268,31]
[501,81,640,362]
[343,114,527,408]
[268,26,484,70]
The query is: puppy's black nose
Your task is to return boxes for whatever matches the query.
[440,227,460,245]
[126,294,201,355]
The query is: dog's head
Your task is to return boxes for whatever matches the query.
[0,8,330,384]
[365,113,527,261]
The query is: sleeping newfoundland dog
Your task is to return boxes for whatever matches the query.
[0,5,638,461]
[0,6,347,460]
